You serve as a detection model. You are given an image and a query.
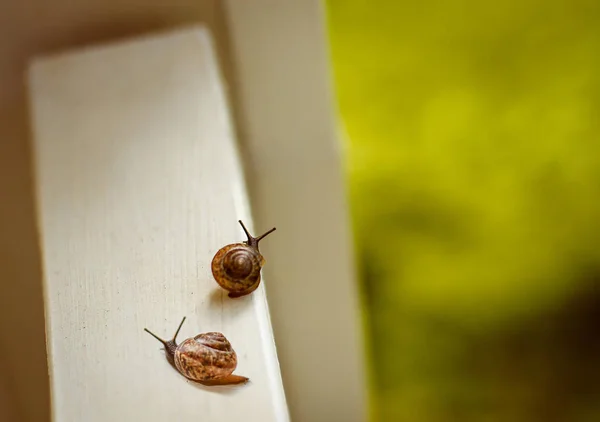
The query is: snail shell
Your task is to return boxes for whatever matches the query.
[212,243,265,295]
[211,220,275,298]
[144,317,248,386]
[174,332,237,382]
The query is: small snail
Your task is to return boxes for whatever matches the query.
[144,317,249,386]
[211,220,276,298]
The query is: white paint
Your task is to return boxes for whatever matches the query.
[223,2,368,421]
[28,26,289,422]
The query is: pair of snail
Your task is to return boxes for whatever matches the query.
[144,220,275,386]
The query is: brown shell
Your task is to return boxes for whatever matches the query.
[174,332,238,381]
[211,243,265,294]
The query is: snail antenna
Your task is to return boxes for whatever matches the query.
[256,227,276,242]
[144,328,168,347]
[144,316,186,347]
[172,316,186,342]
[238,220,276,250]
[238,220,252,242]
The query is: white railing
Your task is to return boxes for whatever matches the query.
[29,26,289,422]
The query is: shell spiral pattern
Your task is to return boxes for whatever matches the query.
[211,243,265,294]
[174,332,238,381]
[211,220,275,298]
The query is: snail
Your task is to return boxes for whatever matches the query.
[211,220,276,298]
[144,317,249,386]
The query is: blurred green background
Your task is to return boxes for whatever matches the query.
[325,1,600,421]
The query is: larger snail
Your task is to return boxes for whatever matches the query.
[144,317,249,386]
[211,220,276,298]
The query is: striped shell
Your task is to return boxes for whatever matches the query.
[211,243,265,294]
[174,332,238,381]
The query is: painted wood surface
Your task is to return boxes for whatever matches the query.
[28,26,289,422]
[223,2,368,421]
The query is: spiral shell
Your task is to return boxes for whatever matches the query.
[211,243,265,295]
[174,332,237,382]
[211,220,275,298]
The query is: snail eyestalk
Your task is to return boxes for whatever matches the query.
[238,220,276,251]
[144,328,167,346]
[171,316,186,343]
[144,317,187,362]
[256,227,276,242]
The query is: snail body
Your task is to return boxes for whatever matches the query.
[144,317,248,386]
[212,220,276,298]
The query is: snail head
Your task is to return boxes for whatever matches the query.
[238,220,276,251]
[144,316,187,366]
